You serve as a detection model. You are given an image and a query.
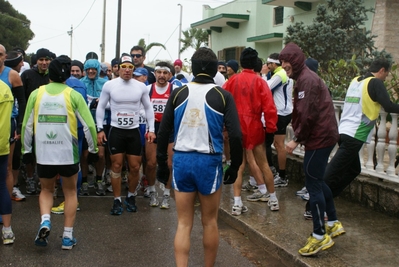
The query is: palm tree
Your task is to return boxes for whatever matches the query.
[137,38,166,54]
[179,28,209,54]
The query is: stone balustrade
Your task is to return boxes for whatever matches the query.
[285,100,399,184]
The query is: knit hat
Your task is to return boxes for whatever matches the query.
[305,58,319,73]
[13,47,25,56]
[174,59,183,67]
[111,58,119,67]
[226,60,239,73]
[71,60,84,72]
[218,61,227,68]
[36,48,52,60]
[86,52,98,60]
[49,55,71,83]
[240,47,258,69]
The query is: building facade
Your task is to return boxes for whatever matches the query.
[192,0,398,63]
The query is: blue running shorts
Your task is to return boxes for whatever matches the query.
[172,151,223,195]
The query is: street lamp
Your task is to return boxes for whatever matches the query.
[178,3,183,59]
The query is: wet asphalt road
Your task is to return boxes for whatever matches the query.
[0,184,285,267]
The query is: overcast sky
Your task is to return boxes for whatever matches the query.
[7,0,232,64]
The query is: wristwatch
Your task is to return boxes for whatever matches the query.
[292,136,298,142]
[97,127,103,133]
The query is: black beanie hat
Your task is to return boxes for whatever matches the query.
[226,60,239,73]
[86,52,98,60]
[305,58,319,73]
[111,58,119,66]
[240,47,258,69]
[71,60,84,72]
[49,55,71,83]
[36,48,52,59]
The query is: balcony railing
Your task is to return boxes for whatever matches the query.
[285,100,399,184]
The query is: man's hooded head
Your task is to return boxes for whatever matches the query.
[191,47,218,78]
[278,42,306,80]
[49,55,71,83]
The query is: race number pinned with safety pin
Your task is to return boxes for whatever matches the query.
[152,98,168,122]
[116,111,138,128]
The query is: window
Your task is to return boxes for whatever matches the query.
[219,46,245,61]
[274,6,284,25]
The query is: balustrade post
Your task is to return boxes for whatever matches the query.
[375,110,387,173]
[387,113,398,176]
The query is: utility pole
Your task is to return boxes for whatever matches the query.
[67,25,73,58]
[178,3,183,59]
[115,0,122,58]
[101,0,106,62]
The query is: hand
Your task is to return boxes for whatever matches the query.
[97,131,107,146]
[223,166,238,185]
[22,153,34,164]
[87,152,99,163]
[156,161,169,185]
[90,98,98,109]
[285,140,299,154]
[146,132,156,143]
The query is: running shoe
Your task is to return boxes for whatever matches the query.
[268,199,280,211]
[160,195,170,209]
[231,205,248,216]
[301,193,310,201]
[274,176,288,187]
[87,177,95,188]
[61,237,77,250]
[304,210,313,220]
[298,234,334,256]
[149,191,159,207]
[95,180,106,196]
[296,186,308,196]
[12,187,26,201]
[326,221,345,238]
[143,188,150,198]
[88,164,95,175]
[270,166,278,177]
[107,185,113,193]
[122,171,128,183]
[51,202,80,214]
[2,230,15,245]
[34,220,51,246]
[110,199,123,215]
[124,196,137,212]
[241,182,258,191]
[26,178,37,194]
[80,182,89,196]
[246,190,270,202]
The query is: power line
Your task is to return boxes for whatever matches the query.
[74,0,98,31]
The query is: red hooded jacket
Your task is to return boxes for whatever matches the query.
[223,69,277,149]
[279,43,338,150]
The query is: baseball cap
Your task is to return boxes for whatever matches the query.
[133,67,148,76]
[119,53,133,64]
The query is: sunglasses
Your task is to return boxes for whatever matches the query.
[131,54,143,58]
[120,64,134,69]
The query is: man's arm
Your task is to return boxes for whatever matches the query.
[368,79,399,113]
[73,91,98,154]
[10,70,26,134]
[95,83,110,130]
[223,92,243,170]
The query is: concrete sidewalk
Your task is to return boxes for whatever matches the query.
[219,179,399,267]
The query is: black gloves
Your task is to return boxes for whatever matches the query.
[223,165,238,185]
[22,153,34,165]
[90,99,98,109]
[156,161,169,185]
[87,152,99,163]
